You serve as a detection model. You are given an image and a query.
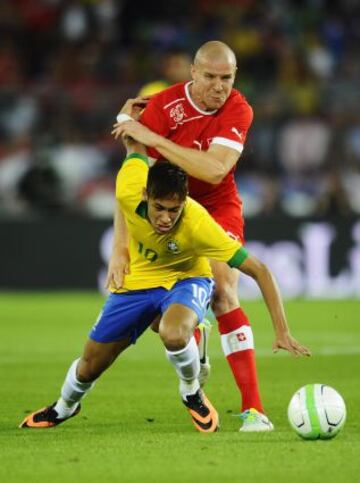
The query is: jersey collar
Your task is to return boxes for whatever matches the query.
[184,81,218,116]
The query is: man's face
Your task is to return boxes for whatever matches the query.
[145,193,185,234]
[191,59,236,111]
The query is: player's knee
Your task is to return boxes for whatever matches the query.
[211,283,239,314]
[159,325,188,351]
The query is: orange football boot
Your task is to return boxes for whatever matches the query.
[19,403,80,428]
[182,389,219,432]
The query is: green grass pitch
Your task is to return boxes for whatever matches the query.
[0,293,359,483]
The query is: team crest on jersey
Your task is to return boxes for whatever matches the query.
[167,239,180,254]
[170,103,186,123]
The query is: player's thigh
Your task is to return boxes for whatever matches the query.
[89,291,162,344]
[210,260,240,312]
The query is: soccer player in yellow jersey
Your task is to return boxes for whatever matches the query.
[20,137,310,433]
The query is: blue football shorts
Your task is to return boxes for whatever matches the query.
[89,277,215,344]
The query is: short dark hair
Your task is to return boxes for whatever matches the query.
[146,162,188,201]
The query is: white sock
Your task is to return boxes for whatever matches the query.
[166,337,200,399]
[54,358,95,418]
[54,397,78,418]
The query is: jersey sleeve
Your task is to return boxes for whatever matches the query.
[210,98,253,154]
[116,153,149,213]
[192,206,248,267]
[140,95,170,135]
[140,95,171,161]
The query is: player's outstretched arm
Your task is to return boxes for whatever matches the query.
[238,255,311,357]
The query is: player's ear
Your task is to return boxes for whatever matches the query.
[142,188,148,201]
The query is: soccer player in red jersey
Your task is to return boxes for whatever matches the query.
[111,41,292,431]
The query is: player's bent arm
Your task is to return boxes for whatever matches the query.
[153,137,239,184]
[237,255,311,357]
[112,121,239,184]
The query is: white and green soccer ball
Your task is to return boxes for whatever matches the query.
[287,384,346,440]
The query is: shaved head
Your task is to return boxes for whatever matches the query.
[194,41,237,68]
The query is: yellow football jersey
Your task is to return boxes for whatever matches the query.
[113,153,248,292]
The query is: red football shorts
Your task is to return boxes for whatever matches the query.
[207,198,245,244]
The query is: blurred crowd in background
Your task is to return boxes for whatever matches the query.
[0,0,359,218]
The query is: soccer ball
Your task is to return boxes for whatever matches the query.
[287,384,346,440]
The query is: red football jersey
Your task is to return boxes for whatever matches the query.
[140,81,253,213]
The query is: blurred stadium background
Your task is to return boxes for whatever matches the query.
[1,3,360,482]
[0,0,359,296]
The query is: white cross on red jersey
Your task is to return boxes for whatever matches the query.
[140,81,253,211]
